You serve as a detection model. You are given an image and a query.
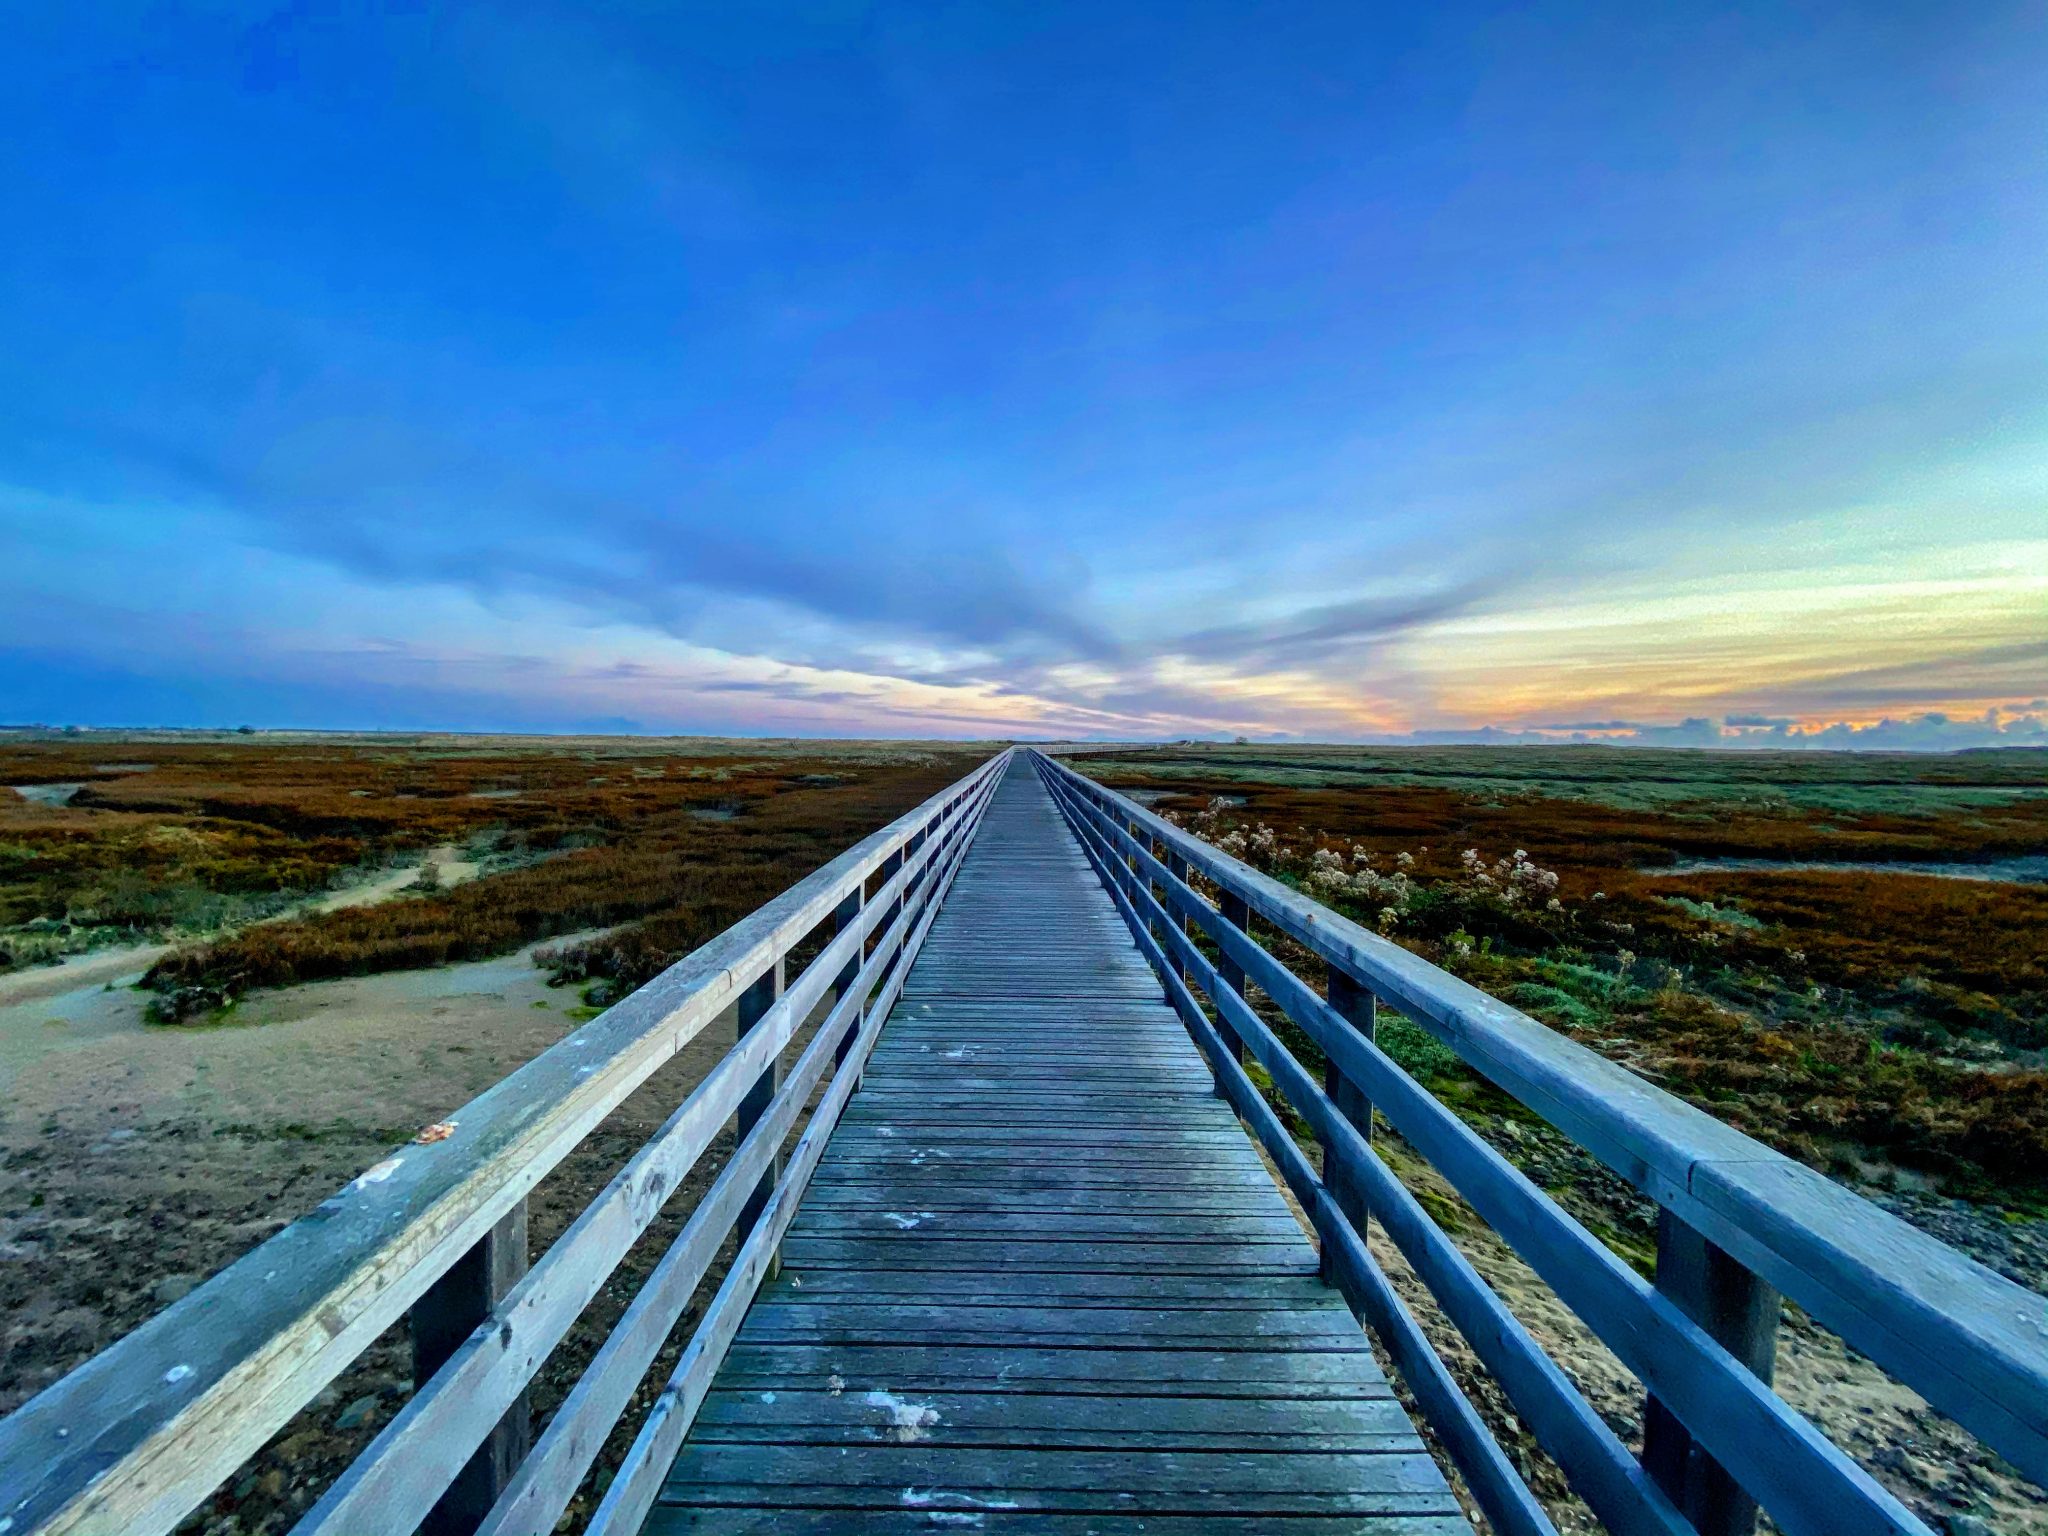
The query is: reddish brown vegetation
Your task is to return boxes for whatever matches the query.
[149,755,979,997]
[0,738,986,1000]
[1093,757,2048,1196]
[1114,774,2048,1024]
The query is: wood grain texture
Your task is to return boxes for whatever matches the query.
[1642,1210,1781,1536]
[287,763,1001,1536]
[589,771,991,1536]
[486,764,997,1536]
[645,758,1467,1535]
[1049,771,1566,1536]
[411,1204,530,1536]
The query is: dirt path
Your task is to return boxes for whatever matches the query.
[0,943,172,1012]
[0,845,487,1021]
[305,844,482,911]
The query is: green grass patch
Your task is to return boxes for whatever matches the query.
[1081,744,2048,815]
[1659,895,1764,930]
[1504,982,1610,1032]
[1375,1011,1466,1086]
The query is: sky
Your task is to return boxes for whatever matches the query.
[2,2,2044,748]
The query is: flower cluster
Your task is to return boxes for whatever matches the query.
[1210,820,1292,870]
[1303,843,1416,912]
[1184,808,1592,959]
[1459,847,1561,910]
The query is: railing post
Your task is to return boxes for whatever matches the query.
[1321,965,1375,1275]
[412,1203,530,1536]
[734,959,785,1254]
[1163,848,1192,980]
[1144,834,1169,949]
[830,885,864,1072]
[1641,1209,1779,1536]
[875,845,906,946]
[1214,891,1249,1071]
[1122,815,1142,904]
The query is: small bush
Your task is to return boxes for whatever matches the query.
[1376,1012,1465,1087]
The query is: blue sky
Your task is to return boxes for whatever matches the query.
[3,2,2044,745]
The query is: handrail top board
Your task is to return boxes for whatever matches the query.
[1032,749,2048,1482]
[0,749,1011,1536]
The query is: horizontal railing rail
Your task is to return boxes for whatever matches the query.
[1034,748,2048,1536]
[0,748,1010,1536]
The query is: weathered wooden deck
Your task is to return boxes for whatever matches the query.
[644,761,1467,1532]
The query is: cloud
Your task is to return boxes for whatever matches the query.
[1744,640,2048,714]
[1164,582,1500,669]
[1362,707,2048,752]
[1766,709,2047,751]
[10,1,2048,753]
[183,432,1119,674]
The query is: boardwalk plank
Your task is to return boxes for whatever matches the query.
[647,1515,1468,1535]
[712,1343,1390,1396]
[693,1388,1419,1438]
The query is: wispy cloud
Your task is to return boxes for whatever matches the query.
[1164,582,1500,669]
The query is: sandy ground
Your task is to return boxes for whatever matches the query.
[0,940,594,1411]
[305,844,482,912]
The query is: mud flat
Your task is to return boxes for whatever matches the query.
[1649,853,2048,884]
[0,940,587,1404]
[9,783,83,807]
[0,943,175,1019]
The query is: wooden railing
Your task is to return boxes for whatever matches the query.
[1033,748,2048,1536]
[0,749,1011,1536]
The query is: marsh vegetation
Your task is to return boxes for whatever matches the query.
[1075,742,2048,1201]
[0,731,993,1534]
[3,733,2042,1533]
[0,732,989,1016]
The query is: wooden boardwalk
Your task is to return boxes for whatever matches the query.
[644,760,1467,1533]
[16,754,2043,1536]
